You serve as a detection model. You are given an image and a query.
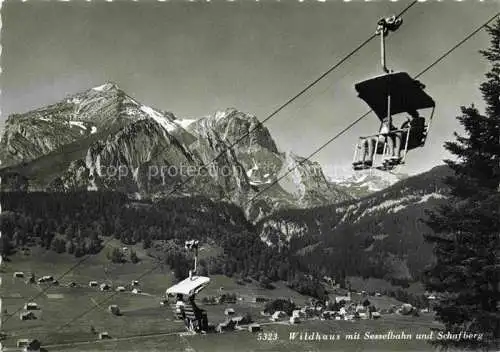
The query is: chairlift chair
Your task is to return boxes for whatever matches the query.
[166,239,210,333]
[352,15,436,171]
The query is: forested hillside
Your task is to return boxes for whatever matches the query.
[258,165,453,285]
[0,191,326,297]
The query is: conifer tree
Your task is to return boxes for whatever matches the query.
[423,19,500,350]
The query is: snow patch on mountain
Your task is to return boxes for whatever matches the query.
[92,83,117,92]
[330,168,407,197]
[140,105,177,133]
[391,204,408,213]
[249,179,273,186]
[331,169,403,188]
[245,158,274,186]
[175,118,197,129]
[92,85,106,92]
[246,161,259,178]
[417,192,447,203]
[354,191,447,222]
[69,121,86,130]
[214,110,228,122]
[358,195,416,219]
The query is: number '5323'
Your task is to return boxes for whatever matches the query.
[257,332,279,341]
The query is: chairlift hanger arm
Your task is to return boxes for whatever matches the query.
[376,15,403,74]
[185,240,200,277]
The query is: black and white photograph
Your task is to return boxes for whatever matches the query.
[0,0,499,351]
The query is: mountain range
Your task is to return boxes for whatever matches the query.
[331,169,408,199]
[0,82,354,221]
[0,82,450,282]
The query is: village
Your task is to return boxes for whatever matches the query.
[8,266,439,352]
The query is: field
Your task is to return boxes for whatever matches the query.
[1,243,443,351]
[7,315,442,352]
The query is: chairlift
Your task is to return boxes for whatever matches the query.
[352,15,436,171]
[166,239,210,333]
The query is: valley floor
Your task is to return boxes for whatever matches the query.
[1,243,443,352]
[4,315,443,352]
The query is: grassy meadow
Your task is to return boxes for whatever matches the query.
[1,242,442,351]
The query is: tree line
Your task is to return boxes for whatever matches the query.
[0,191,328,299]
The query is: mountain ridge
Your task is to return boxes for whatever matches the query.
[0,82,353,221]
[257,164,452,282]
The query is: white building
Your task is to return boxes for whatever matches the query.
[358,312,369,320]
[23,302,38,311]
[335,293,351,303]
[271,311,286,321]
[224,308,235,316]
[100,283,111,291]
[355,304,367,313]
[99,332,111,339]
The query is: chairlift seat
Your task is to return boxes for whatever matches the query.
[183,305,198,320]
[352,19,436,173]
[171,304,185,320]
[355,72,435,121]
[183,303,207,332]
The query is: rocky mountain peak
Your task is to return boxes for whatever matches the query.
[207,108,279,154]
[91,81,121,93]
[331,169,408,198]
[64,81,124,108]
[0,80,199,166]
[0,83,363,221]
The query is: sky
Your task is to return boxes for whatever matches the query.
[1,0,499,178]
